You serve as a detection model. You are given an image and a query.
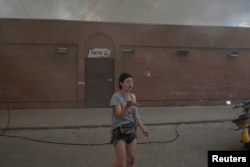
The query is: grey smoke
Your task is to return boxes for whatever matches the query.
[0,0,249,27]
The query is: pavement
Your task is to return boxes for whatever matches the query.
[0,105,246,167]
[0,105,240,129]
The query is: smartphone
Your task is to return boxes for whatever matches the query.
[127,100,137,106]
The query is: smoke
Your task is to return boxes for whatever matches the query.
[0,0,249,27]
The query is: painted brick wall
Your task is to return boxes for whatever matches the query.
[121,47,250,106]
[1,19,250,108]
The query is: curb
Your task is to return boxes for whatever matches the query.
[0,119,233,131]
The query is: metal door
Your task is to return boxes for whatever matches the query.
[85,58,114,107]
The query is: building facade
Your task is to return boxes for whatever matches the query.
[1,19,250,109]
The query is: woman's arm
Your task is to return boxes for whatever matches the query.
[114,93,138,119]
[137,119,150,137]
[114,103,132,119]
[131,93,150,136]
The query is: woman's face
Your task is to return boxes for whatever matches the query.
[120,77,134,92]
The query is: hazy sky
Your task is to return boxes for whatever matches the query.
[0,0,250,27]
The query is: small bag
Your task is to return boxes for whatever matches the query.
[119,122,136,135]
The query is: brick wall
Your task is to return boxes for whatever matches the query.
[1,19,250,109]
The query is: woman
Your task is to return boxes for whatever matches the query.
[110,72,150,167]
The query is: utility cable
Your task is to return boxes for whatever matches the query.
[0,80,10,137]
[2,125,180,146]
[138,125,179,145]
[20,0,29,18]
[0,79,180,146]
[2,134,111,146]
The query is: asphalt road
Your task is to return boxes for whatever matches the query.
[0,121,245,167]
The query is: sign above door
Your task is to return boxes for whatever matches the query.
[88,48,112,58]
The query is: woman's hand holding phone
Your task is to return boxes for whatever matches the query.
[126,100,137,106]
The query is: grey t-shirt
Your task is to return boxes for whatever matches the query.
[110,91,141,130]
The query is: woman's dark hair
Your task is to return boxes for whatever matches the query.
[119,72,133,89]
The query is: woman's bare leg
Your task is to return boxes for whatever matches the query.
[112,140,127,167]
[126,139,137,167]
